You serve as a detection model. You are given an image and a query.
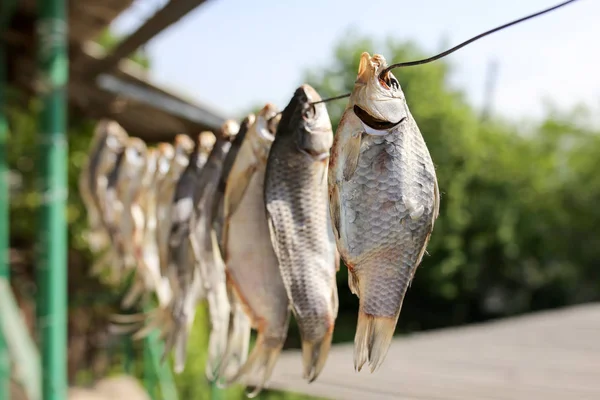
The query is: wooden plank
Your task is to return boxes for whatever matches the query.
[83,0,210,78]
[254,304,600,400]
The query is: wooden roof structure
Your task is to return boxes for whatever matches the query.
[262,303,600,400]
[3,0,226,142]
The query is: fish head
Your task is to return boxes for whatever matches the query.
[174,134,195,158]
[197,131,216,155]
[283,84,333,160]
[157,142,174,177]
[351,52,407,136]
[102,120,129,152]
[172,134,194,171]
[97,121,128,171]
[141,148,159,188]
[250,103,280,144]
[221,119,240,142]
[123,137,148,177]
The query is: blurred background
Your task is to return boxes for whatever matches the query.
[2,0,600,399]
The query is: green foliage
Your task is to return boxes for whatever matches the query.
[96,29,151,70]
[305,31,600,336]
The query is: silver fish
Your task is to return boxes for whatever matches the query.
[190,121,239,380]
[115,137,148,272]
[161,131,216,373]
[121,148,163,309]
[79,120,128,253]
[156,135,195,276]
[328,52,440,373]
[220,104,288,396]
[264,85,339,383]
[211,114,254,385]
[91,138,129,282]
[213,115,254,256]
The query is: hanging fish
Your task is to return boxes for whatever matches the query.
[156,135,195,275]
[79,120,128,253]
[212,115,254,256]
[189,121,240,380]
[264,85,339,383]
[121,148,161,309]
[219,105,288,396]
[161,130,217,372]
[328,52,440,373]
[211,114,254,384]
[91,134,129,282]
[115,137,149,273]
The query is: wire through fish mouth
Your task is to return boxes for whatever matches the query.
[308,0,581,106]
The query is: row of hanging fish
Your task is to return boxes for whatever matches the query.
[78,52,440,396]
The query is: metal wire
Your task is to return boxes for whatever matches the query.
[311,0,582,106]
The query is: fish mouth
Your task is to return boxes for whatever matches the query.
[353,105,405,132]
[297,146,330,161]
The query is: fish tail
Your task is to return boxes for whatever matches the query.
[353,311,396,373]
[204,285,231,381]
[173,326,190,374]
[107,306,169,339]
[300,326,334,383]
[225,333,284,398]
[216,300,251,387]
[121,274,146,309]
[298,285,338,382]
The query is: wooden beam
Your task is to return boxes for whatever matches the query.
[96,73,225,129]
[84,0,209,77]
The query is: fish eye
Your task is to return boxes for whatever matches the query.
[302,104,316,120]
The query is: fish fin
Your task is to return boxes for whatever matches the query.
[332,283,339,318]
[433,175,441,223]
[224,161,257,222]
[265,214,282,262]
[223,333,284,398]
[173,327,189,374]
[342,132,361,181]
[414,180,439,269]
[354,312,396,373]
[216,298,252,387]
[108,312,147,323]
[301,326,334,383]
[329,184,342,241]
[348,270,360,297]
[107,322,143,336]
[204,251,231,382]
[121,275,146,309]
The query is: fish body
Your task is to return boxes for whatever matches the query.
[328,52,440,372]
[91,139,128,282]
[79,120,128,252]
[162,131,216,372]
[190,121,240,380]
[220,105,288,395]
[264,85,339,383]
[116,137,149,271]
[121,148,163,309]
[213,115,254,256]
[157,135,195,274]
[155,143,176,275]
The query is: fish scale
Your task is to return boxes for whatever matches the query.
[328,52,439,373]
[265,84,339,384]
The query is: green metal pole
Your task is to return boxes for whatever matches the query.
[0,12,11,399]
[35,0,68,399]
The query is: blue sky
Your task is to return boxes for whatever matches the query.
[110,0,599,121]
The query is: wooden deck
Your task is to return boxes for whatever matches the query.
[263,303,600,400]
